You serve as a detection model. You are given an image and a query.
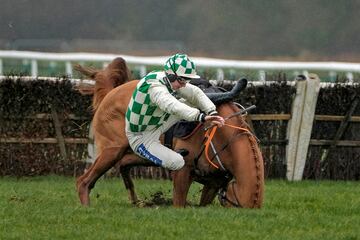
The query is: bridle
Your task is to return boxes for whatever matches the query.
[192,104,254,170]
[204,121,256,170]
[218,180,241,207]
[202,104,257,170]
[193,104,259,208]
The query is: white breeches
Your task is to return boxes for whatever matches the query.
[126,115,185,171]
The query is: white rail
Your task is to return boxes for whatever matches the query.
[1,50,359,81]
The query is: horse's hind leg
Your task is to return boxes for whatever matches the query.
[119,153,156,204]
[119,153,145,204]
[76,146,127,206]
[120,164,138,204]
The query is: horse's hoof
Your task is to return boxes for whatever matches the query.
[78,193,90,206]
[77,182,90,206]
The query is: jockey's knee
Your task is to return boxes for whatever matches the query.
[165,154,185,171]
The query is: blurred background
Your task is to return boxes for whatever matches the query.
[1,0,359,61]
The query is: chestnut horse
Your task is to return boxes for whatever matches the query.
[75,57,264,208]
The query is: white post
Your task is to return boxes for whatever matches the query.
[259,70,266,81]
[216,68,224,81]
[0,59,3,75]
[346,72,353,83]
[139,65,147,78]
[286,74,320,180]
[329,71,337,82]
[293,74,320,180]
[65,61,72,76]
[31,59,38,77]
[286,76,307,180]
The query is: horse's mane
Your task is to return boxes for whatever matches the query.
[74,57,131,112]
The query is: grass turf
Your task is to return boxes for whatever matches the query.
[0,176,359,240]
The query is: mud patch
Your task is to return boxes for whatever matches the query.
[139,191,172,207]
[136,191,194,208]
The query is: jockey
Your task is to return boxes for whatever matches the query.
[125,53,225,170]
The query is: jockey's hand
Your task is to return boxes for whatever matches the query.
[205,115,225,127]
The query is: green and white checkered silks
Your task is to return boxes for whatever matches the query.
[164,53,197,77]
[126,71,171,132]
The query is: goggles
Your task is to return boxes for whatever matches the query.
[177,76,192,83]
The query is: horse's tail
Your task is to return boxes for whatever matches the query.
[74,57,132,112]
[73,64,98,96]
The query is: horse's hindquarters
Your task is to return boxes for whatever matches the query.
[92,81,138,152]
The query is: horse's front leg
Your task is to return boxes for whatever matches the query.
[199,184,220,206]
[172,165,193,207]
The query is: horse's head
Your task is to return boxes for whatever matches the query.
[196,80,264,208]
[209,103,264,208]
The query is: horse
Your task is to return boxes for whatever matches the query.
[75,57,264,208]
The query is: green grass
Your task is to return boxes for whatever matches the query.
[0,176,359,240]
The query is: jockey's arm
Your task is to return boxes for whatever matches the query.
[177,83,224,127]
[149,84,202,122]
[149,83,224,127]
[176,83,217,115]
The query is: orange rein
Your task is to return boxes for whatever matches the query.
[204,123,252,169]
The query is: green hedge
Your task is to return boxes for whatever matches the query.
[305,83,360,180]
[0,77,92,176]
[1,76,359,180]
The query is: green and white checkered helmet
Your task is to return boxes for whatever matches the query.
[164,53,200,79]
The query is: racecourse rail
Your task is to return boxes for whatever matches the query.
[1,50,360,82]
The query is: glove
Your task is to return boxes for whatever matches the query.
[204,115,225,127]
[197,112,224,127]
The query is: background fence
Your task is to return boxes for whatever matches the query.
[0,74,359,180]
[1,50,360,82]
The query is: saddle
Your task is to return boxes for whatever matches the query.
[164,78,225,149]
